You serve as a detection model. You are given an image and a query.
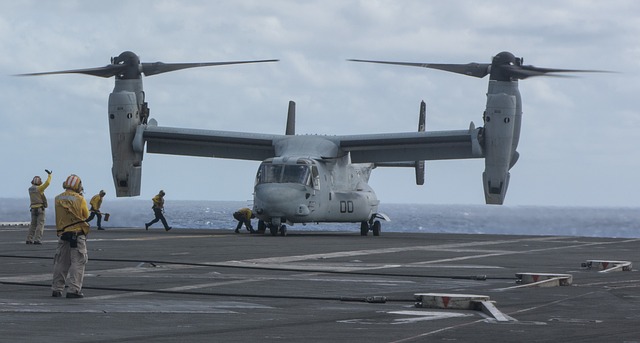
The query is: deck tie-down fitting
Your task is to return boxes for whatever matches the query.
[414,293,515,322]
[515,272,573,287]
[582,260,632,273]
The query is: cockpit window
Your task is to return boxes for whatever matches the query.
[257,163,311,186]
[282,165,309,184]
[259,164,283,183]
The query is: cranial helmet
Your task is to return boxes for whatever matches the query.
[99,190,106,196]
[63,174,82,192]
[159,190,165,196]
[31,176,42,185]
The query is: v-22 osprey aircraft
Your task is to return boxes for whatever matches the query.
[20,51,597,236]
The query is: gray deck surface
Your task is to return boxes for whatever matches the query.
[1,225,639,342]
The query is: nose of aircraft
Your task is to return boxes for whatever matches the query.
[254,183,307,218]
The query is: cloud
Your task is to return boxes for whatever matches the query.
[1,0,639,207]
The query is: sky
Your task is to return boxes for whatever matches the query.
[0,0,638,207]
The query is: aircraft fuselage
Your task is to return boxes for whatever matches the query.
[252,155,379,227]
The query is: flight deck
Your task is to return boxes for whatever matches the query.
[1,225,638,342]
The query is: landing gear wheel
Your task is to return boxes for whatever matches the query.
[372,220,381,236]
[280,225,287,236]
[258,220,266,233]
[269,225,278,236]
[360,221,369,236]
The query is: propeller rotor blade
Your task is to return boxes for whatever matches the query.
[521,65,607,76]
[17,56,278,79]
[141,59,279,76]
[348,59,490,78]
[421,62,490,78]
[16,65,127,78]
[501,65,547,79]
[521,65,607,74]
[350,52,610,82]
[501,64,610,80]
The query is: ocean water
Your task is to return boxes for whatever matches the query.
[2,198,638,238]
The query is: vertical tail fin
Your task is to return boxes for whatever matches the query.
[415,101,426,185]
[418,100,426,132]
[286,100,295,135]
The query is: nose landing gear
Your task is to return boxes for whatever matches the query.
[360,220,381,236]
[262,219,287,236]
[269,224,287,236]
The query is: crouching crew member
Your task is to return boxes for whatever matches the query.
[85,190,106,230]
[51,174,90,299]
[233,207,255,233]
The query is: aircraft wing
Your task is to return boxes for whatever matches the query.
[140,126,279,161]
[139,125,483,163]
[336,128,483,163]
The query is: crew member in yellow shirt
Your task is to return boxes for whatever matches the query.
[51,174,90,298]
[27,169,52,245]
[233,207,255,233]
[85,190,106,230]
[145,190,172,231]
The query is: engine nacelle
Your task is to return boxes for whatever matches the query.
[482,92,516,205]
[108,91,143,196]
